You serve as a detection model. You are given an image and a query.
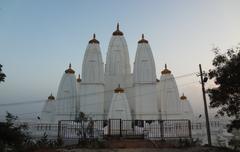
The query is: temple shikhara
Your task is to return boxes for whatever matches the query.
[36,24,233,146]
[41,23,194,122]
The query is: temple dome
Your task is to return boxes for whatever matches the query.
[41,93,56,122]
[133,34,156,83]
[55,65,77,121]
[157,65,181,119]
[179,93,194,119]
[82,34,104,83]
[105,24,131,76]
[108,85,132,120]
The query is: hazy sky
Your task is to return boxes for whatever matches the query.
[0,0,240,120]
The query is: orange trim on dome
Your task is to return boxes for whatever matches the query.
[48,93,55,100]
[161,64,171,75]
[77,74,81,82]
[180,93,187,100]
[89,33,99,44]
[65,63,75,74]
[114,84,124,93]
[112,23,124,36]
[138,34,148,44]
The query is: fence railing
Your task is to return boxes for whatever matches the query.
[58,119,192,140]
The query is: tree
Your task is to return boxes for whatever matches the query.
[0,112,30,152]
[0,64,6,83]
[208,45,240,149]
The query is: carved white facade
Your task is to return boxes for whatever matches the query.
[55,64,77,122]
[41,24,194,122]
[41,94,56,122]
[80,34,104,120]
[107,85,132,120]
[133,34,159,120]
[157,64,182,120]
[179,94,194,120]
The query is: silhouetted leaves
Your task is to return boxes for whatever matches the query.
[0,64,6,83]
[208,45,240,132]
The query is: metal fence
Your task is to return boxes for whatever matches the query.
[58,119,191,140]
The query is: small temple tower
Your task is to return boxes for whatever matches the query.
[157,64,181,119]
[107,85,132,120]
[41,94,56,122]
[133,34,159,120]
[55,64,77,121]
[179,94,194,120]
[80,34,104,120]
[76,74,81,115]
[105,23,133,116]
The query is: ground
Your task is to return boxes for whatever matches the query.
[33,147,238,152]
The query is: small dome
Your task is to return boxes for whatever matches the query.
[65,63,75,74]
[161,64,171,75]
[89,33,99,44]
[138,34,148,44]
[112,23,124,36]
[180,93,187,100]
[114,84,124,93]
[48,93,55,100]
[77,74,81,82]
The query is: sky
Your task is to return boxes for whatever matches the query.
[0,0,240,120]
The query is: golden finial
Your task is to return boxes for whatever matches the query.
[161,64,171,75]
[117,22,119,30]
[180,93,187,100]
[138,33,148,43]
[77,74,81,82]
[89,33,99,44]
[48,93,55,100]
[65,63,75,74]
[114,84,124,93]
[113,22,123,36]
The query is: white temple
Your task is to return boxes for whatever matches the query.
[41,24,194,122]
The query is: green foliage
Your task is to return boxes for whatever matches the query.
[208,45,240,150]
[208,45,240,129]
[75,112,88,122]
[0,112,63,152]
[0,112,30,152]
[0,64,6,83]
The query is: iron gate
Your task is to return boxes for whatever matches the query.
[58,119,192,140]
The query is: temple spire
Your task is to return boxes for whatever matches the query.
[77,74,81,82]
[117,22,119,30]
